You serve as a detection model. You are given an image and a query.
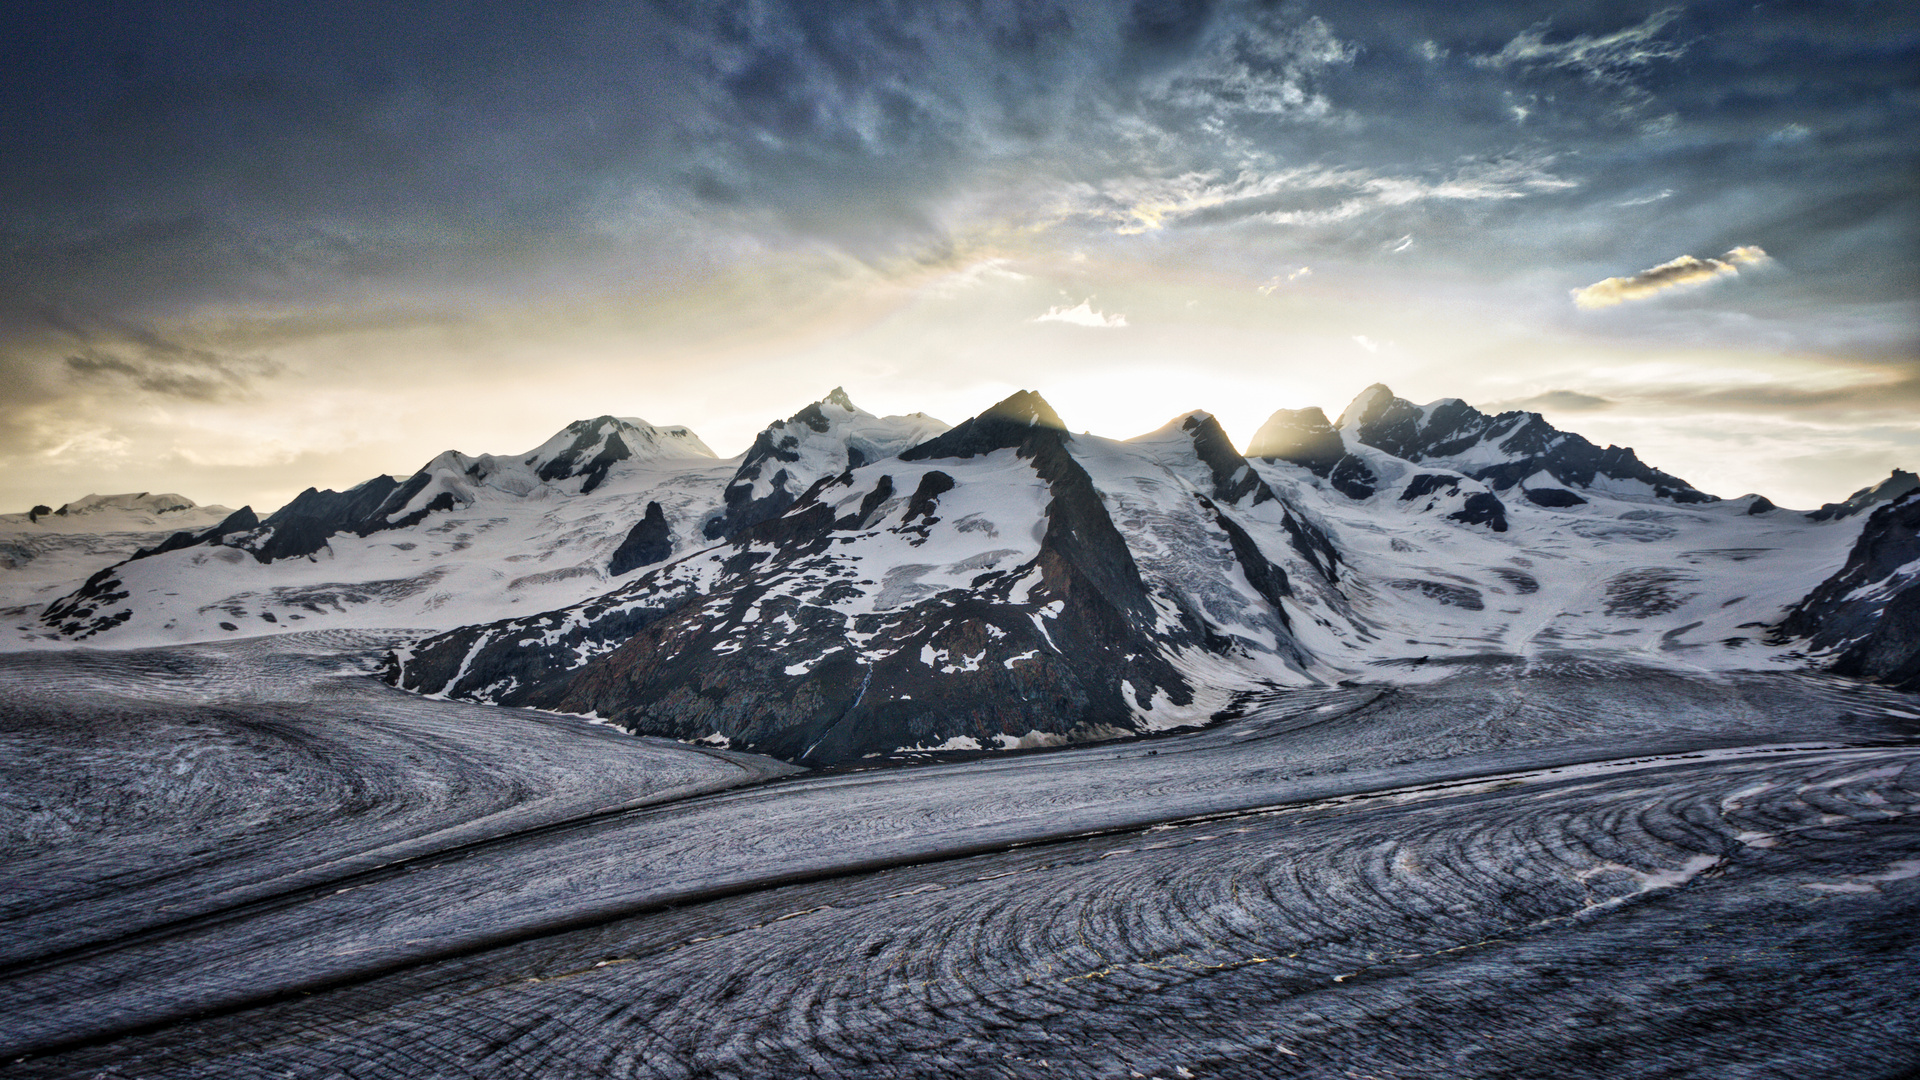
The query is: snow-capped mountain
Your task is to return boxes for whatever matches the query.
[1777,489,1920,689]
[0,494,237,624]
[704,388,950,542]
[24,393,933,645]
[1252,384,1714,508]
[11,383,1917,762]
[387,392,1322,760]
[380,386,1912,763]
[1807,469,1919,522]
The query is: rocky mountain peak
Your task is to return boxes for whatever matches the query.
[1246,407,1345,473]
[899,390,1066,462]
[703,391,950,541]
[1321,384,1712,504]
[1808,469,1920,521]
[1335,383,1398,430]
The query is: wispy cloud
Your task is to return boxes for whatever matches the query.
[1151,15,1357,121]
[1571,246,1772,309]
[1257,267,1311,294]
[1616,368,1920,412]
[50,310,280,401]
[1483,390,1616,413]
[1474,9,1687,85]
[1068,156,1578,236]
[1033,300,1127,328]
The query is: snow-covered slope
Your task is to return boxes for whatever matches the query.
[0,495,236,626]
[20,393,946,648]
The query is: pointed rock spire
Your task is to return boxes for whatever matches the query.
[1247,407,1345,473]
[900,390,1066,461]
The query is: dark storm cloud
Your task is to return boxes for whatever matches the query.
[46,308,278,402]
[0,0,1913,353]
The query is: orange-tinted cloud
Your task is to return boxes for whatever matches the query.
[1571,246,1770,309]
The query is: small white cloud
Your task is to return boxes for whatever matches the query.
[1034,300,1128,328]
[1388,234,1414,253]
[1572,246,1772,309]
[1352,335,1380,353]
[1256,267,1311,295]
[1766,123,1812,145]
[1615,188,1673,207]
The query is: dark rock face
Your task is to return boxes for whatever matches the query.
[1392,474,1508,532]
[39,564,134,638]
[1325,455,1379,500]
[1452,492,1509,532]
[42,506,266,637]
[1184,413,1272,506]
[27,504,50,523]
[40,507,252,637]
[134,506,262,560]
[1807,469,1919,522]
[389,391,1234,765]
[1246,407,1345,473]
[1778,492,1920,690]
[1246,406,1378,500]
[1400,474,1454,502]
[535,417,637,493]
[1524,487,1588,508]
[1203,498,1291,629]
[900,389,1065,462]
[37,471,449,637]
[1337,384,1714,504]
[1181,412,1340,583]
[247,477,408,562]
[609,502,673,576]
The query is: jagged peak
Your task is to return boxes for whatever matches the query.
[1247,407,1347,479]
[898,390,1067,462]
[1808,468,1920,521]
[1336,383,1398,429]
[984,389,1066,430]
[821,386,858,412]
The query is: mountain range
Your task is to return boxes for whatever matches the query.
[10,385,1917,763]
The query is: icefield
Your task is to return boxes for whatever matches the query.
[2,636,1917,1077]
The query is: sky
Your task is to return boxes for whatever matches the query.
[1,0,1914,514]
